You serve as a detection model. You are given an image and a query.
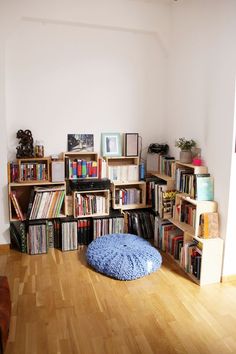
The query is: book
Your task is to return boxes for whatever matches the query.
[10,221,26,252]
[195,176,214,201]
[199,212,219,238]
[10,192,24,221]
[27,220,48,255]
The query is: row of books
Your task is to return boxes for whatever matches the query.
[98,158,107,179]
[27,223,48,254]
[180,241,202,278]
[74,193,107,216]
[19,162,48,182]
[8,161,19,183]
[180,202,196,227]
[173,201,196,228]
[65,159,98,179]
[10,213,125,253]
[108,165,139,182]
[61,221,78,251]
[191,250,202,280]
[93,216,124,239]
[146,176,176,219]
[175,168,214,201]
[175,167,195,196]
[123,210,154,239]
[154,217,202,280]
[10,221,27,253]
[154,217,184,256]
[29,187,65,220]
[146,176,167,215]
[114,188,141,206]
[78,219,92,245]
[159,156,175,177]
[10,192,24,221]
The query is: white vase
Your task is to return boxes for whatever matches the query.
[180,150,192,164]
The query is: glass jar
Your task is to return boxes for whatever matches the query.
[35,140,44,158]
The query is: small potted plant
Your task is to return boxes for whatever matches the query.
[175,137,196,163]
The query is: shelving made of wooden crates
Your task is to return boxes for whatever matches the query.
[106,156,139,182]
[154,216,223,285]
[8,182,66,222]
[73,189,110,218]
[175,161,208,197]
[111,181,146,210]
[147,173,176,219]
[64,152,98,180]
[8,157,51,183]
[171,193,217,237]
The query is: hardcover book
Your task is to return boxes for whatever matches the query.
[195,176,214,201]
[199,212,219,238]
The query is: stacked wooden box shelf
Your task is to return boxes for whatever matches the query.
[106,156,139,182]
[9,157,51,183]
[64,152,98,179]
[151,173,175,190]
[73,189,110,218]
[153,160,223,285]
[8,181,66,222]
[171,193,217,237]
[111,181,146,210]
[175,160,208,174]
[106,156,148,211]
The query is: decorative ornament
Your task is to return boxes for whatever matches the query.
[16,129,34,158]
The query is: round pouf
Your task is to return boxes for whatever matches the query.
[86,233,162,280]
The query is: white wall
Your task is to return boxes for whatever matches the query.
[0,38,9,244]
[224,88,236,276]
[1,0,171,243]
[5,0,170,157]
[167,0,236,276]
[3,0,236,278]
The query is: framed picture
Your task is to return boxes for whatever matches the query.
[101,133,122,157]
[67,134,94,152]
[124,133,139,157]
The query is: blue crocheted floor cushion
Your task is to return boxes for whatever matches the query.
[86,233,162,280]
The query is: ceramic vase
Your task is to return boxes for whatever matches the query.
[180,150,192,164]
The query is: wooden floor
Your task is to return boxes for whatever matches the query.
[1,248,236,354]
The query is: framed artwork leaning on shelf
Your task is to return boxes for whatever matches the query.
[124,133,139,157]
[101,133,122,157]
[67,134,94,152]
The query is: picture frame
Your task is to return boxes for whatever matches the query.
[124,133,139,157]
[101,133,122,157]
[67,134,94,152]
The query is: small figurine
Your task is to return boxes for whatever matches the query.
[16,129,34,158]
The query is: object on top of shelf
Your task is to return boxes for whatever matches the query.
[124,133,139,157]
[175,137,196,150]
[192,148,202,166]
[35,140,44,158]
[51,154,59,160]
[67,134,94,152]
[16,129,34,158]
[148,143,169,155]
[101,133,122,157]
[175,137,196,164]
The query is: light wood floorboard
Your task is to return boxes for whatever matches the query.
[1,247,236,354]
